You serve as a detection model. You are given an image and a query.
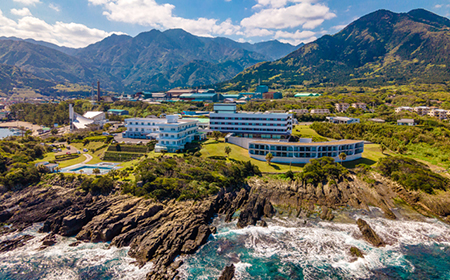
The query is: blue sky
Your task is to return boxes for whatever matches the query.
[0,0,447,48]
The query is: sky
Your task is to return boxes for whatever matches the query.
[0,0,447,48]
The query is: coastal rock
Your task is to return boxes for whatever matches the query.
[349,246,364,258]
[357,219,385,247]
[237,194,273,228]
[218,264,235,280]
[320,206,334,221]
[0,234,34,253]
[39,233,57,250]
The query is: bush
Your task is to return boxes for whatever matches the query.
[80,176,114,194]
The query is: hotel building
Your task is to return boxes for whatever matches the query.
[335,103,350,112]
[248,140,364,164]
[123,118,166,139]
[209,103,293,139]
[154,115,205,153]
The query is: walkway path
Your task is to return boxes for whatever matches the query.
[82,153,93,164]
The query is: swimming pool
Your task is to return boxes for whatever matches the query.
[60,163,121,175]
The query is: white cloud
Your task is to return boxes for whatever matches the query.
[11,8,32,17]
[435,4,443,8]
[13,0,40,5]
[88,0,241,37]
[274,30,316,45]
[49,3,60,12]
[0,9,124,48]
[241,1,335,30]
[331,24,346,31]
[244,28,274,37]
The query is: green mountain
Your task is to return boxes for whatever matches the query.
[222,9,450,90]
[0,29,298,93]
[0,63,55,95]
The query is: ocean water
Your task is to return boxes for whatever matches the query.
[1,213,450,279]
[178,213,450,280]
[0,224,152,280]
[0,128,20,139]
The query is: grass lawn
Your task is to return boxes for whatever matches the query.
[342,144,387,168]
[34,152,87,168]
[291,124,330,142]
[71,142,109,164]
[200,139,304,173]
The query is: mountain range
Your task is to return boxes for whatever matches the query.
[221,9,450,90]
[0,30,299,94]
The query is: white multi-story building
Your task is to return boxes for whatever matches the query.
[155,115,205,153]
[428,109,447,120]
[395,106,413,113]
[414,106,430,116]
[209,103,293,139]
[123,118,166,139]
[326,116,360,124]
[335,103,350,112]
[352,103,367,111]
[248,140,364,164]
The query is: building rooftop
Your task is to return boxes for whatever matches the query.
[397,118,416,123]
[83,111,104,119]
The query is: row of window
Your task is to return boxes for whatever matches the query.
[211,117,290,121]
[250,151,357,158]
[211,127,290,132]
[250,144,361,152]
[128,128,158,132]
[126,122,159,126]
[210,122,290,126]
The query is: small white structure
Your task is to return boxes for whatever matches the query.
[414,106,430,116]
[155,115,205,153]
[326,116,360,124]
[335,103,350,112]
[70,105,107,130]
[352,103,367,111]
[310,109,330,114]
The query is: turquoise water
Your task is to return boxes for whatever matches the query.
[178,215,450,279]
[2,214,450,279]
[0,224,152,280]
[61,164,117,175]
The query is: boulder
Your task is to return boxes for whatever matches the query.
[218,264,235,280]
[356,219,385,247]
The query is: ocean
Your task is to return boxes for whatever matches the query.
[1,209,450,279]
[0,128,20,139]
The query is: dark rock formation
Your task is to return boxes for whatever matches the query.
[357,219,385,247]
[349,246,364,258]
[218,264,235,280]
[237,194,274,228]
[0,234,34,253]
[39,233,57,250]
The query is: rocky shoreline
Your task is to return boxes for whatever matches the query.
[1,171,450,279]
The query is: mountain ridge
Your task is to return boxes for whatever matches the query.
[221,8,450,90]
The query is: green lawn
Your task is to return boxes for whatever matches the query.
[34,152,87,168]
[292,124,330,142]
[200,139,304,173]
[342,144,387,168]
[71,142,109,164]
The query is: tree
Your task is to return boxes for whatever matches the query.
[161,149,167,156]
[93,168,101,176]
[380,144,386,155]
[211,131,221,142]
[51,129,58,135]
[339,152,347,165]
[225,146,231,158]
[265,152,274,165]
[119,170,128,180]
[83,138,90,146]
[108,169,118,179]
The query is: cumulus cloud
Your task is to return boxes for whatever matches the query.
[11,8,32,17]
[241,1,335,30]
[274,30,316,45]
[88,0,241,37]
[0,9,124,48]
[13,0,40,5]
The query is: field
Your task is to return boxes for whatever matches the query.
[291,124,329,142]
[35,151,87,168]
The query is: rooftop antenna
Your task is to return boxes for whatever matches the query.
[91,82,95,102]
[258,78,261,86]
[97,80,101,102]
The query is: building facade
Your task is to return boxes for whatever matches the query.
[326,116,360,124]
[335,103,350,112]
[248,140,364,164]
[395,106,413,113]
[155,115,204,153]
[209,103,293,139]
[414,106,430,116]
[397,119,416,126]
[123,118,166,139]
[352,103,367,111]
[310,109,330,114]
[428,109,447,120]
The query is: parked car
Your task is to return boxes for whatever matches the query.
[83,148,88,152]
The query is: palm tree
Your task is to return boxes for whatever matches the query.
[225,146,231,158]
[211,131,221,142]
[265,152,274,165]
[380,144,386,155]
[339,152,347,165]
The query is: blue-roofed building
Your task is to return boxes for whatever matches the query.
[221,94,243,100]
[256,85,269,93]
[108,109,129,116]
[179,93,221,102]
